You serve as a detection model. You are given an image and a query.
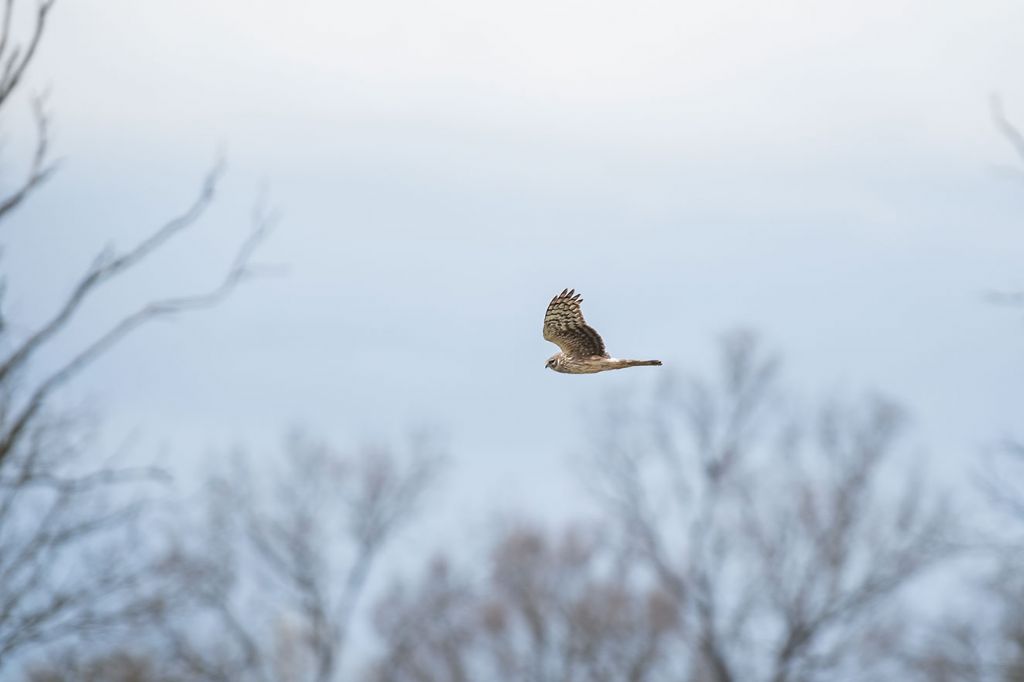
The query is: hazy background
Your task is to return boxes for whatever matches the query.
[5,0,1023,575]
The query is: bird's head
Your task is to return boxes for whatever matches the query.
[545,355,560,371]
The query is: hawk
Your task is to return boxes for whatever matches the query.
[543,288,662,374]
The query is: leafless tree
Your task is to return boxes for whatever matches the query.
[917,96,1024,681]
[905,563,1024,682]
[0,0,271,674]
[152,433,442,682]
[0,0,57,226]
[897,95,1024,682]
[370,521,680,682]
[588,331,959,682]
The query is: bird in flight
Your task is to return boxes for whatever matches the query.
[543,288,662,374]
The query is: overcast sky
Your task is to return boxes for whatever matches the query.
[5,0,1024,548]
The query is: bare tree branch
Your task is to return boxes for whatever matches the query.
[0,184,272,468]
[992,94,1024,165]
[0,1,15,68]
[0,1,57,225]
[0,0,53,108]
[370,523,679,682]
[0,162,222,387]
[590,333,957,682]
[154,436,440,682]
[0,441,169,675]
[0,0,284,671]
[0,92,58,222]
[988,95,1024,313]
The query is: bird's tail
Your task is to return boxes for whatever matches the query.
[615,359,663,368]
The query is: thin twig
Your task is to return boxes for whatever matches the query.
[0,0,53,108]
[992,94,1024,164]
[0,0,14,68]
[0,92,58,222]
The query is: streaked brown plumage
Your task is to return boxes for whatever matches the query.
[542,288,662,374]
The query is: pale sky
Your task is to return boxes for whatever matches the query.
[5,0,1024,561]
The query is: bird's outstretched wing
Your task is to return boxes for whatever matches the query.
[543,288,607,358]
